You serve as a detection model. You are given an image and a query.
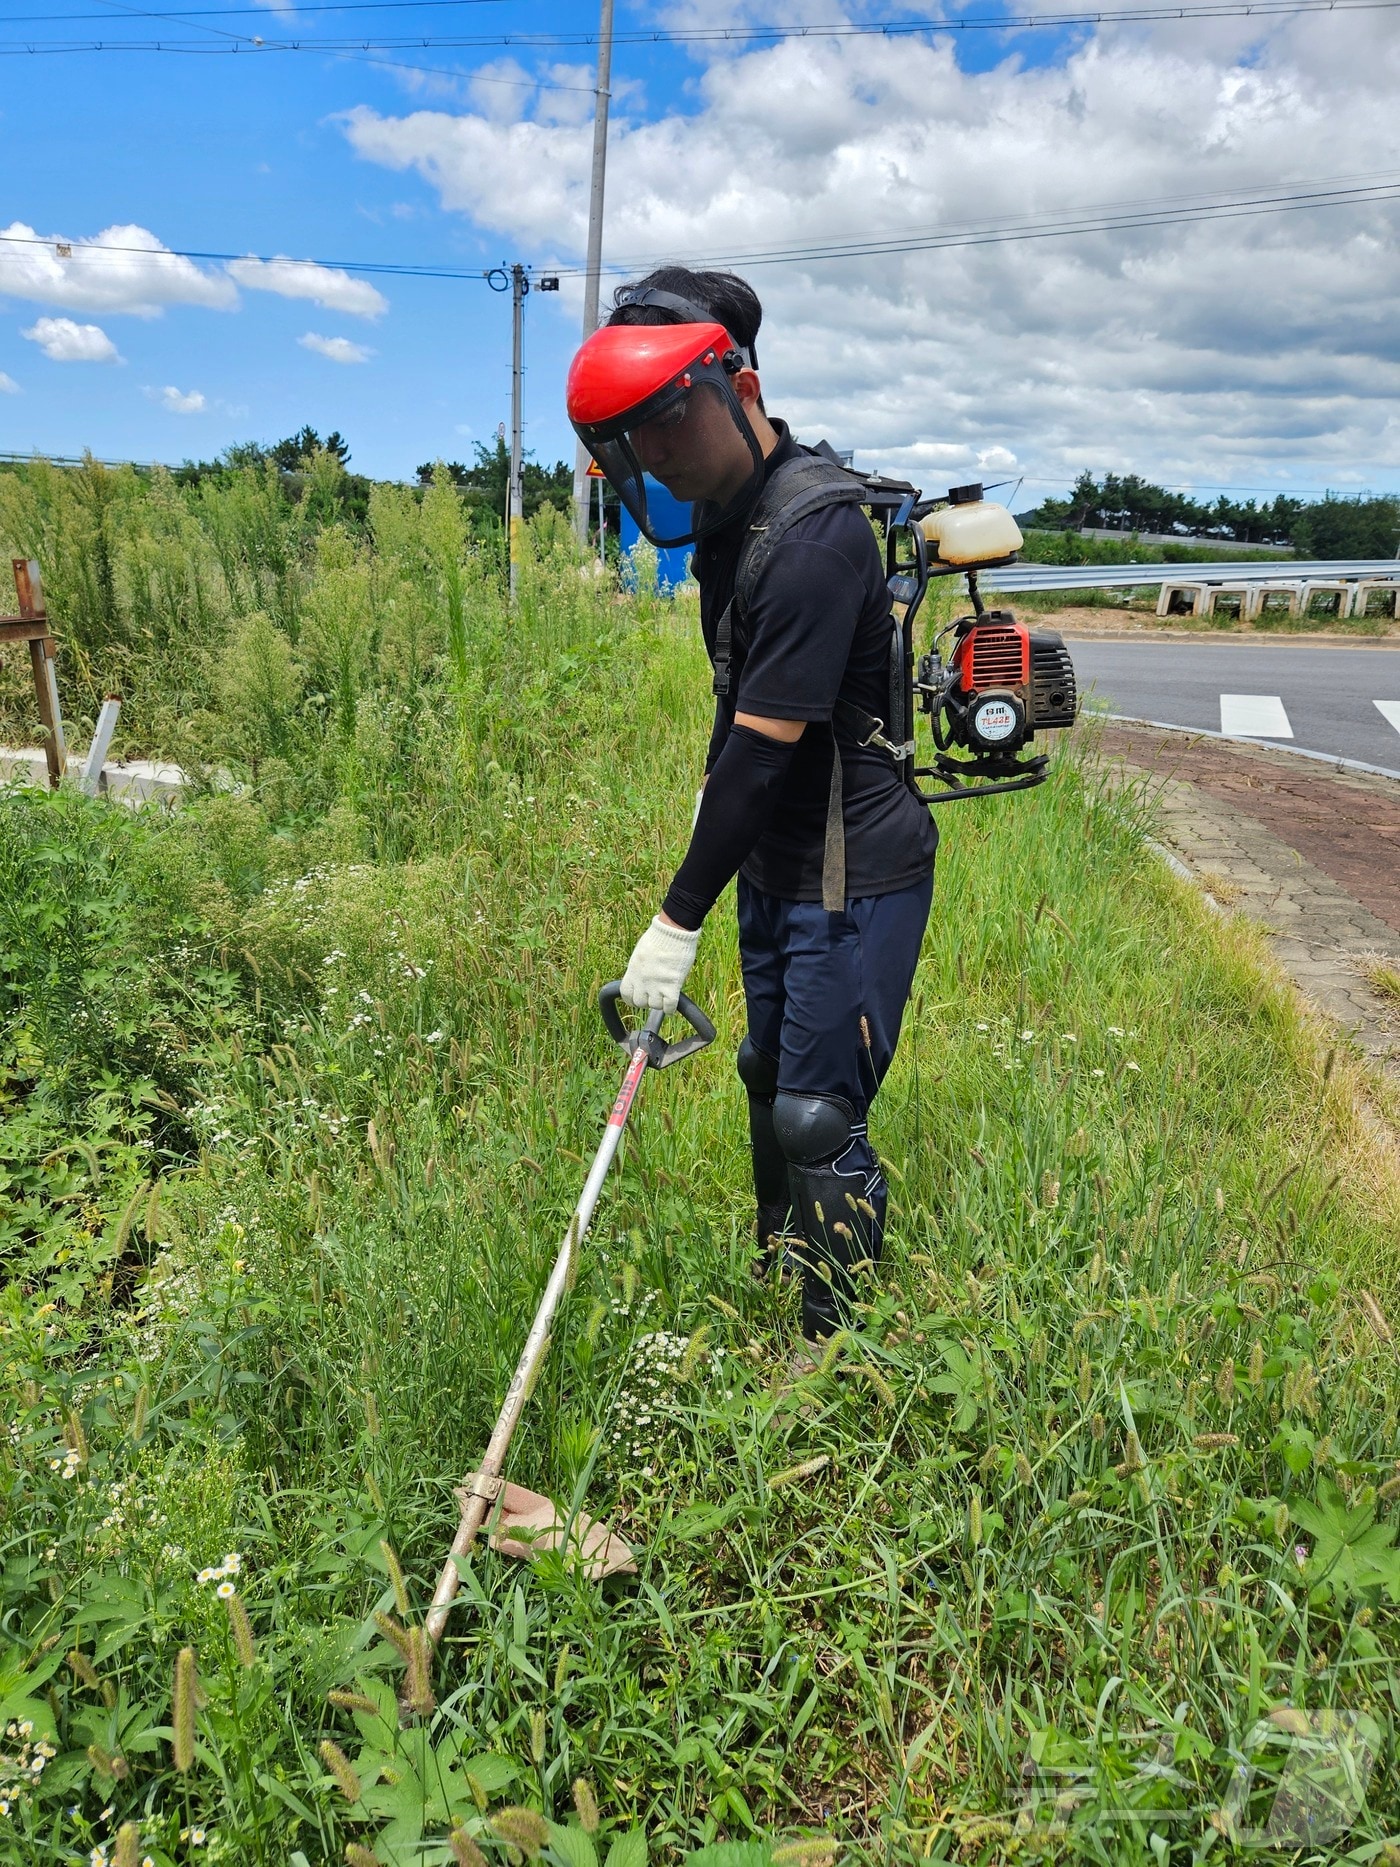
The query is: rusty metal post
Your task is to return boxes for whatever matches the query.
[11,559,66,786]
[4,559,67,788]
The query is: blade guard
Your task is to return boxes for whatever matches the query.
[599,983,715,1067]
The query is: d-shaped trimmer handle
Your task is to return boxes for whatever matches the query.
[599,982,716,1068]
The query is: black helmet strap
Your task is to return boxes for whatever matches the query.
[611,286,757,370]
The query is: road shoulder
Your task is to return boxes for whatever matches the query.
[1089,720,1400,1093]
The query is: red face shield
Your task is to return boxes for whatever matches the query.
[566,321,766,547]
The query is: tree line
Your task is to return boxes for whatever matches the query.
[1021,470,1400,557]
[167,428,575,530]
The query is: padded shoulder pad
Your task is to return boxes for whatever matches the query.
[735,454,868,618]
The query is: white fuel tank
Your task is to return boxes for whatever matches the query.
[920,485,1023,567]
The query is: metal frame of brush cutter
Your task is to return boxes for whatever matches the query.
[881,505,1050,808]
[422,986,714,1666]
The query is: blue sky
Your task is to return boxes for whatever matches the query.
[4,0,1400,496]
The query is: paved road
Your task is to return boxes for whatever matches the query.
[1062,636,1400,773]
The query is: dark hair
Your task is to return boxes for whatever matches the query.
[607,266,762,354]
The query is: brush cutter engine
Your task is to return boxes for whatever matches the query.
[916,607,1078,794]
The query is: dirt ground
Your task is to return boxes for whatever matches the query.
[1017,600,1400,642]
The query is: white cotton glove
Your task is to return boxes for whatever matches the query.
[620,915,701,1015]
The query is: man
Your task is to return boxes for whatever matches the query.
[566,267,937,1344]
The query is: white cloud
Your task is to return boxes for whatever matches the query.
[145,384,207,414]
[298,331,374,364]
[21,317,121,363]
[0,372,18,394]
[228,255,388,319]
[0,222,235,318]
[342,12,1400,488]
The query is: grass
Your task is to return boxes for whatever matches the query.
[1,478,1399,1867]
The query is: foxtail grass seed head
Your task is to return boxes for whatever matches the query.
[130,1384,148,1441]
[1068,1489,1092,1509]
[224,1590,257,1667]
[1014,1451,1034,1488]
[69,1648,100,1690]
[968,1492,983,1547]
[364,1391,381,1438]
[1120,1431,1145,1474]
[769,1453,831,1491]
[320,1739,362,1804]
[849,1364,895,1407]
[1359,1290,1392,1342]
[1379,1474,1400,1503]
[530,1707,546,1763]
[172,1647,197,1772]
[771,1843,837,1867]
[374,1611,412,1662]
[817,1331,849,1376]
[622,1263,639,1308]
[380,1540,409,1617]
[553,1645,573,1696]
[1091,1413,1105,1442]
[1216,1358,1236,1405]
[328,1689,379,1716]
[347,1846,380,1867]
[365,1468,386,1513]
[1193,1433,1240,1450]
[87,1741,121,1778]
[451,1830,488,1867]
[1273,1502,1291,1538]
[63,1409,88,1464]
[1041,1172,1060,1209]
[491,1807,551,1857]
[113,1823,140,1867]
[1077,1354,1092,1407]
[404,1625,436,1719]
[571,1777,600,1835]
[1249,1340,1265,1387]
[679,1324,710,1381]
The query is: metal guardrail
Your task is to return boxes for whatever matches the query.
[984,558,1400,591]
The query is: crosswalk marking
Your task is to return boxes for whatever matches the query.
[1220,694,1293,739]
[1377,700,1400,739]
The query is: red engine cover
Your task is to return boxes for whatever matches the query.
[956,620,1030,692]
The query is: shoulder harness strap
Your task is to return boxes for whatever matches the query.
[711,454,867,703]
[709,452,874,915]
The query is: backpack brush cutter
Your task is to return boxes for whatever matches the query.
[726,447,1078,810]
[876,473,1080,806]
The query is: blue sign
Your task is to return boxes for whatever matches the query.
[619,475,695,594]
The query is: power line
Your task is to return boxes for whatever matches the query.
[4,171,1398,290]
[13,0,511,14]
[7,0,1398,50]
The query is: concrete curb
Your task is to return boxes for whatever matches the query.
[1102,714,1400,785]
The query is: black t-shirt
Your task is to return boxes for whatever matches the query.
[692,423,938,903]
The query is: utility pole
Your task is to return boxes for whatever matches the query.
[509,262,527,603]
[571,0,616,544]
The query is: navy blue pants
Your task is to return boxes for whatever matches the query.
[737,870,934,1183]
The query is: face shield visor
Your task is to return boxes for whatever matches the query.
[566,321,766,548]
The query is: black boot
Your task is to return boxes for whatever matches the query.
[748,1094,799,1281]
[739,1037,798,1281]
[788,1162,885,1338]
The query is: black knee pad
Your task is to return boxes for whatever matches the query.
[772,1091,854,1167]
[736,1036,780,1101]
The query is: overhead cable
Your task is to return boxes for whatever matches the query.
[7,0,1400,51]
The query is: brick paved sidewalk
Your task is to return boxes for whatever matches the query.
[1090,721,1400,1088]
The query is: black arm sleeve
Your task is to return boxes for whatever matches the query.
[703,698,729,776]
[661,723,798,930]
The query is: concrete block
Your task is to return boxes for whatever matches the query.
[1157,581,1207,618]
[1299,580,1354,621]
